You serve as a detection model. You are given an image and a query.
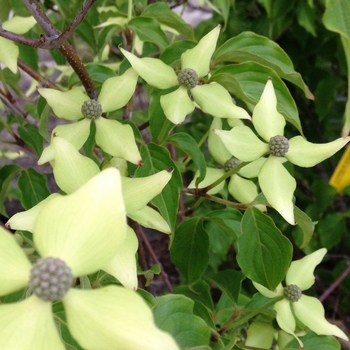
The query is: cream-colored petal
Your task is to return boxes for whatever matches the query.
[5,194,59,232]
[34,168,127,276]
[293,295,348,340]
[122,169,172,213]
[192,84,251,120]
[102,226,138,290]
[181,25,220,78]
[38,88,88,120]
[287,136,350,167]
[51,119,91,150]
[128,206,171,234]
[99,68,138,112]
[51,136,100,194]
[252,281,284,298]
[228,174,266,212]
[0,37,19,73]
[274,299,301,345]
[63,286,180,350]
[259,156,296,225]
[253,79,286,141]
[245,321,275,349]
[208,118,232,165]
[95,118,142,165]
[0,295,64,350]
[38,144,55,165]
[238,157,267,178]
[3,16,36,34]
[188,168,226,195]
[286,248,327,290]
[0,227,31,296]
[160,87,195,125]
[214,126,269,161]
[120,48,178,89]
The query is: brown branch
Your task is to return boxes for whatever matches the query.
[319,261,350,302]
[17,59,57,88]
[21,0,97,99]
[133,223,173,293]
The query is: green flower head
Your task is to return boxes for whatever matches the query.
[215,79,350,224]
[0,169,179,350]
[253,249,348,346]
[39,68,142,165]
[120,26,250,124]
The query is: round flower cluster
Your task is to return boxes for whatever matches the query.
[283,284,302,302]
[177,68,198,89]
[269,135,289,157]
[29,257,74,301]
[81,99,103,119]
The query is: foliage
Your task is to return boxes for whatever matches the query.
[0,0,349,349]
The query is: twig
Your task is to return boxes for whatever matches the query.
[133,222,173,292]
[319,261,350,302]
[20,0,97,99]
[17,59,57,88]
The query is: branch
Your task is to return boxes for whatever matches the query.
[21,0,97,99]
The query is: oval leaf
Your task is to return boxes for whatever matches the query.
[237,207,293,290]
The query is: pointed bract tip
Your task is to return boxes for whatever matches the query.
[137,160,143,166]
[167,167,174,173]
[4,222,11,229]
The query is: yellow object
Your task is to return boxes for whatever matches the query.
[329,146,350,192]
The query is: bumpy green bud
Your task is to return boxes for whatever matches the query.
[224,157,241,171]
[284,284,302,302]
[81,99,102,119]
[81,52,95,64]
[177,68,198,89]
[269,135,289,157]
[29,257,74,301]
[59,75,69,87]
[133,2,144,16]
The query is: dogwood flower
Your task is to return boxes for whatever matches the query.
[0,16,36,73]
[120,26,250,124]
[215,79,350,224]
[38,68,142,165]
[253,248,348,346]
[7,142,172,289]
[0,168,179,350]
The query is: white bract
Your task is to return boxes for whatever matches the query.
[215,79,350,224]
[0,169,179,350]
[253,248,348,346]
[39,68,141,165]
[120,26,250,124]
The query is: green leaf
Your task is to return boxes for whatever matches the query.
[296,1,317,37]
[210,62,302,134]
[141,2,195,40]
[17,124,43,156]
[166,132,206,183]
[170,218,209,283]
[160,40,196,66]
[128,17,169,51]
[69,63,116,86]
[174,281,214,311]
[212,31,313,100]
[37,95,50,142]
[318,212,345,250]
[153,294,211,348]
[0,164,22,216]
[135,143,182,232]
[18,168,50,210]
[294,206,316,249]
[323,0,350,39]
[237,207,293,290]
[149,88,176,143]
[213,0,230,30]
[286,330,341,349]
[207,270,245,303]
